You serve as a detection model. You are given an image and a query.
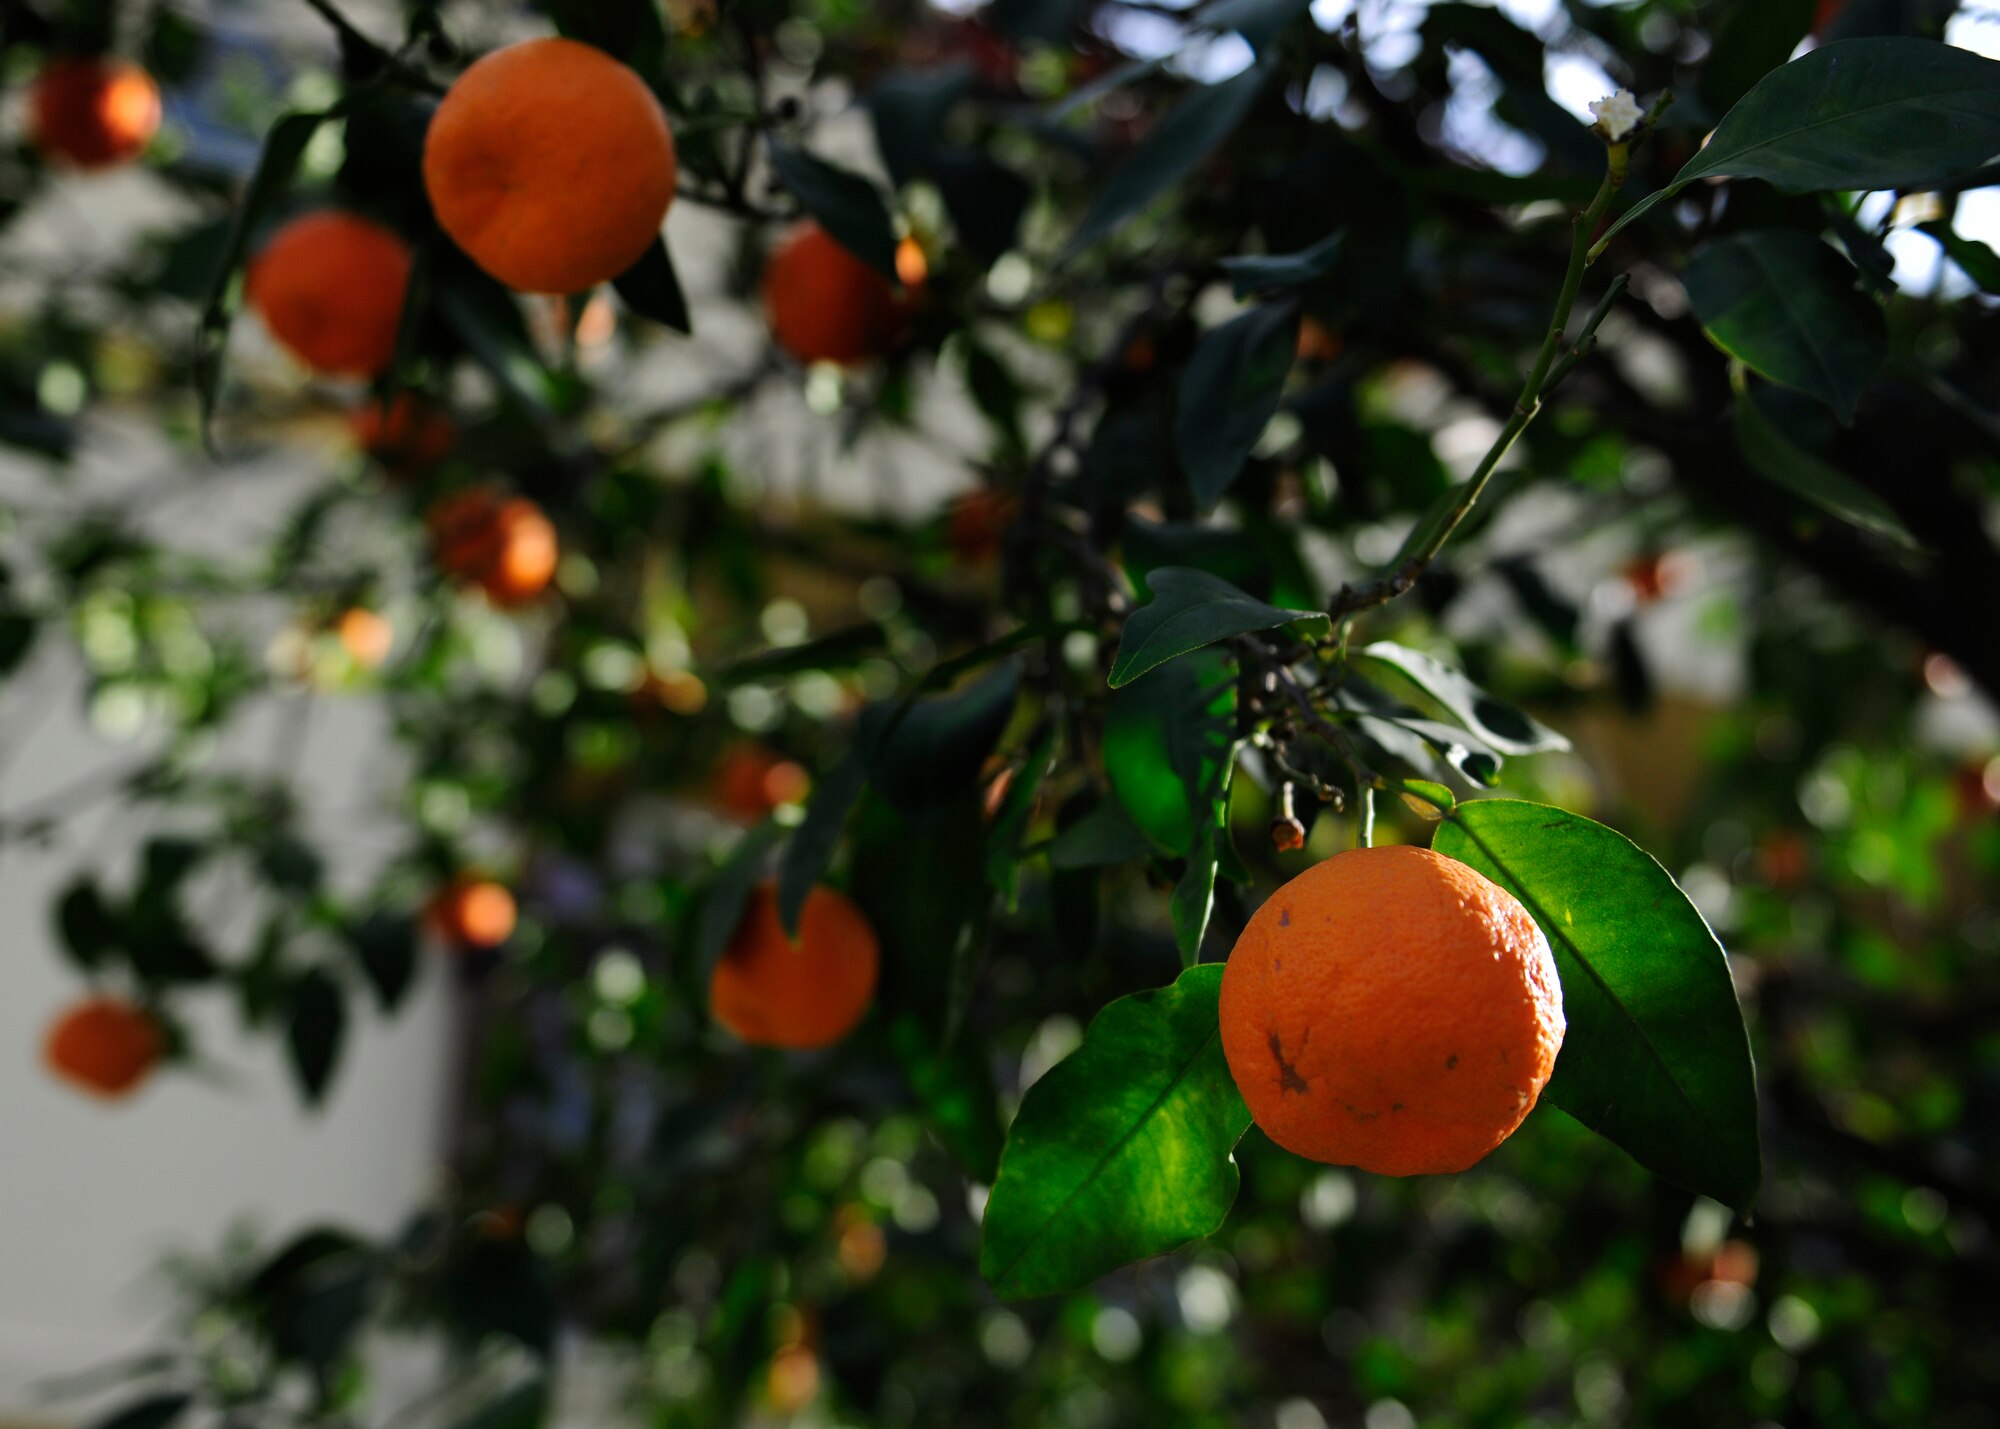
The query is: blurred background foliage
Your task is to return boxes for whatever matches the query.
[3,0,1999,1425]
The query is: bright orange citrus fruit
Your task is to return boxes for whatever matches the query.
[427,877,518,951]
[763,222,906,367]
[247,212,412,377]
[351,393,456,475]
[423,37,677,294]
[30,57,161,169]
[1219,845,1565,1175]
[709,881,879,1049]
[43,996,164,1099]
[426,487,559,607]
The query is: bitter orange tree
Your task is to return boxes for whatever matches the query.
[4,1,1999,1425]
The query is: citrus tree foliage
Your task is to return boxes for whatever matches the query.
[4,0,2000,1426]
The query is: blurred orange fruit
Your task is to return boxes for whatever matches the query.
[335,608,394,669]
[248,212,412,377]
[351,393,456,475]
[43,996,164,1099]
[711,742,810,821]
[428,877,518,951]
[1220,845,1565,1175]
[423,37,677,294]
[947,488,1017,565]
[426,487,559,607]
[764,222,906,366]
[30,57,161,169]
[709,881,879,1049]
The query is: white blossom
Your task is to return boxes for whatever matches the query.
[1589,90,1644,142]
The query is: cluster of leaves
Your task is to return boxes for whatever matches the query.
[4,0,2000,1426]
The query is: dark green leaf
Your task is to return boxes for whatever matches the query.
[778,753,868,937]
[1604,39,2000,244]
[286,969,348,1107]
[1046,795,1155,870]
[451,1378,548,1429]
[1066,62,1270,257]
[1176,301,1299,511]
[986,725,1057,908]
[0,610,37,675]
[693,821,783,983]
[434,268,561,415]
[1733,381,1916,546]
[710,622,889,687]
[767,142,900,278]
[1355,642,1568,756]
[892,1015,1004,1182]
[860,665,1020,812]
[612,236,692,333]
[1699,0,1815,116]
[1432,800,1761,1209]
[348,912,419,1013]
[932,151,1033,263]
[90,1394,192,1429]
[1110,566,1327,688]
[1173,813,1228,965]
[56,879,122,972]
[1105,648,1238,856]
[1220,232,1342,298]
[1200,0,1315,52]
[980,964,1249,1298]
[1919,218,2000,293]
[868,65,973,187]
[546,0,665,84]
[1684,231,1886,422]
[984,0,1075,43]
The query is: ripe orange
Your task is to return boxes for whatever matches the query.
[763,222,906,367]
[426,487,559,607]
[710,742,811,822]
[1296,316,1342,364]
[423,37,677,294]
[334,608,394,669]
[30,57,161,170]
[43,996,164,1099]
[428,877,518,951]
[709,881,879,1049]
[248,212,412,377]
[351,393,456,475]
[1219,845,1565,1176]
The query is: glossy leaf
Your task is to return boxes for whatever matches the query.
[1685,232,1885,422]
[767,142,900,278]
[1356,642,1569,756]
[1732,382,1916,546]
[1432,800,1761,1209]
[1176,301,1300,511]
[980,964,1249,1298]
[1105,648,1238,857]
[612,236,692,334]
[1110,566,1327,689]
[1604,39,2000,244]
[1066,62,1270,257]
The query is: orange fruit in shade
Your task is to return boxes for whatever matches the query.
[426,487,559,607]
[351,393,456,475]
[427,877,518,951]
[1295,316,1342,364]
[43,996,165,1099]
[29,57,161,169]
[334,608,394,669]
[710,742,811,822]
[763,222,906,367]
[708,881,879,1049]
[423,37,677,294]
[947,488,1017,565]
[1219,845,1565,1176]
[247,212,412,377]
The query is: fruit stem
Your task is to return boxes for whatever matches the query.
[1358,784,1376,849]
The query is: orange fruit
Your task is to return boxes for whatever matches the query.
[947,488,1017,565]
[43,996,164,1099]
[710,742,810,822]
[423,37,677,294]
[1295,316,1342,364]
[30,57,161,169]
[763,222,906,367]
[426,486,559,607]
[248,212,412,377]
[334,608,394,669]
[1219,845,1565,1176]
[351,393,456,475]
[427,877,518,950]
[708,881,879,1049]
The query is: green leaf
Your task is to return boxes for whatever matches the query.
[1431,800,1761,1209]
[286,968,348,1107]
[1172,813,1230,965]
[1355,643,1568,756]
[1046,795,1154,870]
[1176,301,1299,512]
[1919,218,2000,293]
[693,821,783,983]
[868,65,973,187]
[434,268,562,415]
[1699,0,1815,116]
[1199,0,1316,51]
[612,235,692,333]
[0,609,38,676]
[986,724,1057,908]
[891,1015,1004,1182]
[710,622,888,687]
[195,109,332,435]
[347,912,419,1013]
[1685,231,1886,423]
[546,0,666,85]
[1111,566,1326,689]
[778,751,868,937]
[450,1378,548,1429]
[1105,648,1238,857]
[90,1394,192,1429]
[980,964,1249,1298]
[1219,232,1343,298]
[860,665,1020,812]
[1732,380,1917,547]
[1603,39,2000,245]
[56,879,122,972]
[767,142,901,278]
[1065,62,1270,257]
